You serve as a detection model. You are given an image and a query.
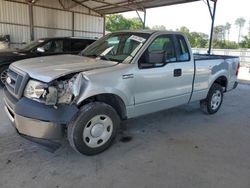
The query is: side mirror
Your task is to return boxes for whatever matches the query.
[37,47,45,53]
[146,50,165,64]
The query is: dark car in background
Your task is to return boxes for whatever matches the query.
[0,37,96,86]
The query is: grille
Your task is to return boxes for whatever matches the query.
[6,67,29,99]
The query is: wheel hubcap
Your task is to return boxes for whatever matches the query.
[211,90,222,110]
[91,124,105,138]
[0,69,8,84]
[83,115,113,148]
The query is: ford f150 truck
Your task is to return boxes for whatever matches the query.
[3,30,239,155]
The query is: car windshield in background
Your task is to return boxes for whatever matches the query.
[82,33,150,63]
[21,39,45,51]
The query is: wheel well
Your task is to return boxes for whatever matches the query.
[214,76,228,91]
[79,94,127,120]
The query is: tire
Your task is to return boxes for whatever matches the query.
[67,102,120,155]
[200,83,224,114]
[0,65,9,87]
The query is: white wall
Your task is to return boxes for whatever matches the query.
[0,0,104,48]
[193,48,250,67]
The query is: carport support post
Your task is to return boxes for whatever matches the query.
[136,10,146,29]
[143,10,146,29]
[28,3,34,41]
[72,12,75,37]
[207,0,217,55]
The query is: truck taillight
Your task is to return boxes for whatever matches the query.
[236,63,240,76]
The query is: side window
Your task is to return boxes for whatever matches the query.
[41,39,63,53]
[139,35,177,68]
[149,36,176,63]
[71,39,89,51]
[176,35,190,61]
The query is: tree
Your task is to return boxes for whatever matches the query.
[214,25,226,41]
[190,32,208,48]
[178,26,191,42]
[176,26,208,48]
[240,36,250,48]
[129,18,144,30]
[235,17,246,43]
[151,25,166,30]
[225,22,231,41]
[105,14,143,32]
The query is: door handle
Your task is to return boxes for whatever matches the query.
[174,69,182,77]
[122,74,134,79]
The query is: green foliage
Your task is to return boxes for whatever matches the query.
[177,26,208,48]
[212,40,239,49]
[105,14,249,49]
[106,14,143,32]
[151,25,166,30]
[235,17,246,43]
[240,36,250,48]
[176,26,240,49]
[190,32,208,48]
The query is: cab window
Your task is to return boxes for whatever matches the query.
[149,36,176,63]
[176,35,190,61]
[139,35,177,68]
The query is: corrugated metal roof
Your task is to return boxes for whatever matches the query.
[8,0,214,15]
[93,0,202,14]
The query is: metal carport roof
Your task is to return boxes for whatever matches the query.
[6,0,217,54]
[84,0,201,15]
[20,0,215,16]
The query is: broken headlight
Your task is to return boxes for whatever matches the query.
[24,80,47,100]
[23,74,84,105]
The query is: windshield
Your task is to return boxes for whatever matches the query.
[21,39,46,51]
[81,32,150,63]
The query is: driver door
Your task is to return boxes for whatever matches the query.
[134,34,192,116]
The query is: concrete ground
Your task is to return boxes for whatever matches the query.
[0,82,250,188]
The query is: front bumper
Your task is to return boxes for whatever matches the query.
[3,88,78,140]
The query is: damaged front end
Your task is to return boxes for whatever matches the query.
[3,73,87,141]
[24,73,87,106]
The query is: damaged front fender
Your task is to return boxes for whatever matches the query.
[45,73,89,106]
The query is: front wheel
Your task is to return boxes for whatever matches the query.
[200,83,224,114]
[67,102,120,155]
[0,66,8,87]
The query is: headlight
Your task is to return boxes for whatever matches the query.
[24,80,59,105]
[24,80,47,99]
[23,74,85,105]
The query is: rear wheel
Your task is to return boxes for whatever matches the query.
[0,65,8,87]
[67,102,120,155]
[200,83,223,114]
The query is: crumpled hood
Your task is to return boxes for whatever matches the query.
[11,54,117,82]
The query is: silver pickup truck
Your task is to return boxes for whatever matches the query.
[4,30,239,155]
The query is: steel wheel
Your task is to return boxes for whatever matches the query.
[83,115,113,148]
[200,83,224,114]
[68,102,120,155]
[211,90,222,110]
